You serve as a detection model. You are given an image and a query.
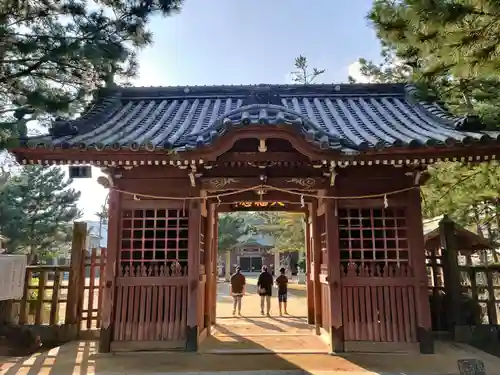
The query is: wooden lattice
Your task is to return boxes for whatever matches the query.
[339,208,409,274]
[120,209,189,274]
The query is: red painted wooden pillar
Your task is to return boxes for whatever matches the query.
[211,208,219,324]
[310,200,322,334]
[407,188,434,354]
[324,197,344,352]
[204,203,214,333]
[186,199,201,351]
[99,189,121,353]
[305,210,314,324]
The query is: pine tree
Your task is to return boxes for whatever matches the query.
[252,212,305,253]
[348,3,500,243]
[0,0,184,148]
[291,55,325,84]
[365,0,500,126]
[368,0,500,79]
[0,166,81,261]
[217,213,249,253]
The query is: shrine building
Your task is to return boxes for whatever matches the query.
[10,83,500,355]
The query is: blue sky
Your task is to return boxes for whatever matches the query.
[75,0,382,220]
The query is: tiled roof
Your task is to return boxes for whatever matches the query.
[26,83,495,153]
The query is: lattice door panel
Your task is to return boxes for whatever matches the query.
[338,207,410,275]
[113,207,189,347]
[120,208,189,276]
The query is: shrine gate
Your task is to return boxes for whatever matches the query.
[11,82,500,355]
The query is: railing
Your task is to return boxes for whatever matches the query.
[13,248,106,336]
[426,248,500,329]
[18,265,70,325]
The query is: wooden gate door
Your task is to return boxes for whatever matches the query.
[338,207,418,351]
[111,206,189,351]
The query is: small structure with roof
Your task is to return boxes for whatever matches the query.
[424,215,500,335]
[9,82,500,355]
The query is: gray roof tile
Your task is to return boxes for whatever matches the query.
[27,83,494,153]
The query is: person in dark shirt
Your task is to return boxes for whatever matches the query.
[275,267,289,316]
[230,266,246,316]
[257,265,273,316]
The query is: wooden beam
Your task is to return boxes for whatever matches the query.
[217,203,307,213]
[324,197,344,352]
[208,191,315,204]
[201,177,327,191]
[99,190,121,353]
[186,199,202,351]
[310,200,322,334]
[217,152,308,163]
[204,203,214,333]
[211,209,219,324]
[65,222,87,338]
[439,216,463,332]
[305,211,314,324]
[407,188,434,354]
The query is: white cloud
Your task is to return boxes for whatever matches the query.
[347,61,372,83]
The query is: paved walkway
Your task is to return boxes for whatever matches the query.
[3,277,500,374]
[216,277,308,318]
[3,339,500,374]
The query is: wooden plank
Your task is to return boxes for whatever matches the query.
[310,200,322,333]
[65,222,87,330]
[305,211,314,324]
[34,270,46,325]
[19,269,31,325]
[370,286,380,341]
[87,248,97,329]
[407,188,434,353]
[111,340,185,352]
[49,270,63,325]
[204,203,214,332]
[201,176,326,191]
[324,198,344,351]
[187,199,202,350]
[100,189,121,353]
[96,247,106,329]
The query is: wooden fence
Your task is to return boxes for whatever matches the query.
[13,247,106,337]
[426,248,500,330]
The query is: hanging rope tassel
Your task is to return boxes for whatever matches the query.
[133,194,140,201]
[383,194,388,208]
[300,194,305,208]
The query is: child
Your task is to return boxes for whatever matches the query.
[275,267,288,316]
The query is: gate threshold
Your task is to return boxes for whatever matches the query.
[202,349,330,355]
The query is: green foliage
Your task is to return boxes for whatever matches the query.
[251,212,305,253]
[348,0,500,245]
[359,0,500,126]
[217,213,250,253]
[0,0,184,147]
[0,165,81,260]
[291,55,325,84]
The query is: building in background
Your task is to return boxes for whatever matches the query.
[85,220,108,251]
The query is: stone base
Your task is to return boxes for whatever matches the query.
[417,326,434,354]
[185,325,199,352]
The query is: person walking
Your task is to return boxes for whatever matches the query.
[275,267,289,316]
[229,266,246,316]
[257,265,273,316]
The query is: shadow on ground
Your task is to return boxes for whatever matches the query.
[2,280,500,374]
